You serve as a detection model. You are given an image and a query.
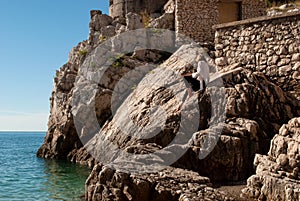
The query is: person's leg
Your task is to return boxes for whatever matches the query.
[177,86,191,111]
[199,79,203,90]
[187,87,192,100]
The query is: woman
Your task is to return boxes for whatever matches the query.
[177,58,210,111]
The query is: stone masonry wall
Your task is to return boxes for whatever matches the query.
[242,0,266,19]
[175,0,266,43]
[214,12,300,96]
[176,0,218,43]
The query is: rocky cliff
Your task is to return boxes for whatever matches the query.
[38,4,300,201]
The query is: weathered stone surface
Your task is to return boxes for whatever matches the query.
[110,0,266,43]
[80,45,300,186]
[164,0,175,13]
[174,66,300,182]
[38,3,300,201]
[176,0,266,43]
[37,10,154,163]
[241,117,300,201]
[90,14,113,32]
[37,39,92,160]
[214,12,300,96]
[86,165,234,201]
[126,12,144,30]
[149,13,175,30]
[100,25,116,38]
[88,11,115,45]
[109,0,168,18]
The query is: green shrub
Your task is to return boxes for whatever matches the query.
[112,54,125,68]
[140,11,151,28]
[55,70,61,77]
[78,49,87,56]
[99,35,106,43]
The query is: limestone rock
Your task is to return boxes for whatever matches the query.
[149,13,175,30]
[100,25,116,38]
[81,45,300,184]
[86,165,234,201]
[37,40,92,160]
[109,0,168,18]
[241,117,300,201]
[174,66,300,182]
[90,10,102,18]
[126,12,144,30]
[164,0,175,13]
[186,118,267,182]
[90,14,113,32]
[37,7,300,201]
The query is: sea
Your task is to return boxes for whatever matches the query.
[0,132,90,201]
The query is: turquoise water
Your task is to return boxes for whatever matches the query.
[0,132,90,201]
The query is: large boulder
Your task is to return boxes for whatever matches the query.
[126,13,144,30]
[86,164,233,201]
[174,66,300,182]
[149,13,175,30]
[241,117,300,201]
[80,44,300,184]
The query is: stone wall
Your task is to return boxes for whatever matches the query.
[241,0,266,19]
[109,0,168,18]
[214,12,300,96]
[175,0,266,43]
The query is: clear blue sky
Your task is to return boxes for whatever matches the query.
[0,0,109,131]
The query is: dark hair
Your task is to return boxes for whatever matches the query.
[200,55,206,61]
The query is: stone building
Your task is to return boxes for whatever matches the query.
[176,0,266,42]
[109,0,266,43]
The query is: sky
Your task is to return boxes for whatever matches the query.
[0,0,109,131]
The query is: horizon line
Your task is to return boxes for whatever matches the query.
[0,130,46,132]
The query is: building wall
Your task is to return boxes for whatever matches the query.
[175,0,266,43]
[214,12,300,95]
[241,0,266,19]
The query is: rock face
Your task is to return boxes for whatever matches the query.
[73,42,300,183]
[36,10,122,164]
[37,10,172,166]
[125,12,144,30]
[36,39,92,163]
[80,42,299,199]
[37,3,300,201]
[149,13,175,30]
[188,65,300,182]
[109,0,169,18]
[86,165,233,201]
[241,117,300,201]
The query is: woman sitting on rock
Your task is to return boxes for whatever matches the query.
[177,57,210,111]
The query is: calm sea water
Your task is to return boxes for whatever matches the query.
[0,132,90,201]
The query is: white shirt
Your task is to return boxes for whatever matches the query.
[192,61,210,84]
